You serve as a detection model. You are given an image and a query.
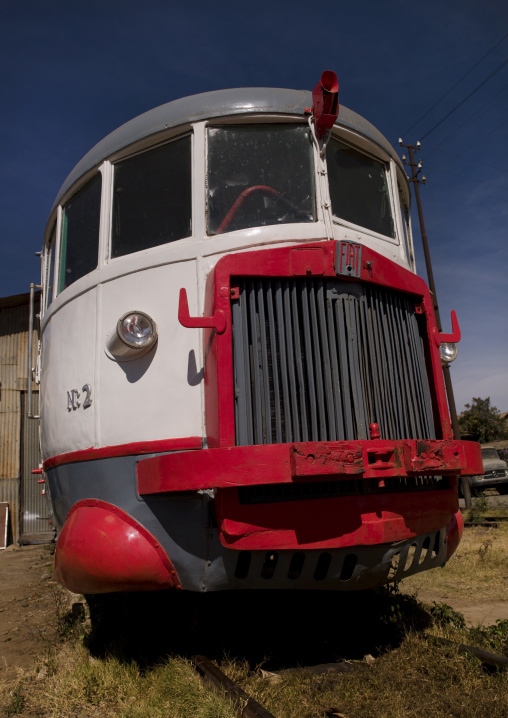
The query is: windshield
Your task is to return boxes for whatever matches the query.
[326,138,395,239]
[207,124,315,234]
[482,449,500,461]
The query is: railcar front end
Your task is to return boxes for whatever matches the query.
[33,76,483,595]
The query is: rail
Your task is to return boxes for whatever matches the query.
[191,655,276,718]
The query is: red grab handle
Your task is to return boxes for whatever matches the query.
[434,310,461,347]
[178,288,227,335]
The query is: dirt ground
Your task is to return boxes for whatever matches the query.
[0,545,65,685]
[2,491,508,688]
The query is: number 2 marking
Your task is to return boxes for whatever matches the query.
[67,384,92,411]
[82,384,92,408]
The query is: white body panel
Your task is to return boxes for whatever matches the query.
[40,224,410,461]
[40,289,97,457]
[98,261,202,447]
[38,93,415,462]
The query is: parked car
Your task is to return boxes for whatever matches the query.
[466,446,508,495]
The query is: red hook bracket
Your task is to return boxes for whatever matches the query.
[178,288,227,335]
[434,310,461,347]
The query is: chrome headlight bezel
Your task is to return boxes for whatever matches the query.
[440,342,458,364]
[106,310,158,361]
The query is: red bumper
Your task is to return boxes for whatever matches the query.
[137,439,483,494]
[137,439,481,551]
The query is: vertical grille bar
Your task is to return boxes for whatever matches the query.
[275,281,293,442]
[232,287,251,445]
[367,290,395,438]
[335,297,355,438]
[325,290,345,441]
[266,283,283,443]
[358,298,378,428]
[309,283,328,440]
[291,283,309,441]
[301,282,319,441]
[256,281,272,443]
[232,278,435,446]
[248,280,264,445]
[283,281,301,442]
[316,282,337,441]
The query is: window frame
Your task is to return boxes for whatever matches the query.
[55,169,104,296]
[107,132,194,262]
[326,133,401,247]
[41,224,56,315]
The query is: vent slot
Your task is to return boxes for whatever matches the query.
[261,552,278,579]
[314,552,332,581]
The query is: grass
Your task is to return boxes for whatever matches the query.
[401,521,508,601]
[2,522,508,718]
[3,614,508,718]
[15,645,238,718]
[220,634,508,718]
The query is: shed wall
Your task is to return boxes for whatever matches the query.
[0,292,41,543]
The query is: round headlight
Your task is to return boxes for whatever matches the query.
[118,312,157,348]
[106,310,158,361]
[440,342,458,364]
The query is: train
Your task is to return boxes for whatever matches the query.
[30,71,483,595]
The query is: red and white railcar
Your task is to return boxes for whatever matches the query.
[32,73,482,595]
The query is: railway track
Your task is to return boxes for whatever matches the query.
[191,635,508,718]
[192,655,276,718]
[464,515,508,528]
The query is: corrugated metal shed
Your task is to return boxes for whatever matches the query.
[0,291,51,544]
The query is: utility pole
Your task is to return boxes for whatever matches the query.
[399,140,472,508]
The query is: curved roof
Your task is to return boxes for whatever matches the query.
[53,87,403,209]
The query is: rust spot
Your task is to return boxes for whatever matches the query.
[290,443,364,477]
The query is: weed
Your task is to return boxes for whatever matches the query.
[53,590,87,642]
[467,492,489,524]
[430,602,466,630]
[470,619,508,657]
[3,682,25,717]
[478,538,493,561]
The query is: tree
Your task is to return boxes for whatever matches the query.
[458,397,508,443]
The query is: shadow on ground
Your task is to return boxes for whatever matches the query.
[84,588,433,670]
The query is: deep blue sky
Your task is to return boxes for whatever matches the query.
[1,0,507,413]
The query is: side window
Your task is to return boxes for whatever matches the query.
[399,185,414,270]
[326,138,395,239]
[43,227,56,311]
[58,173,102,292]
[111,135,192,258]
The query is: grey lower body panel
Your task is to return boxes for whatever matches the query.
[46,453,449,593]
[218,529,447,591]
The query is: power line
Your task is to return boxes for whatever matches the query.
[422,180,506,202]
[401,30,508,138]
[420,59,508,141]
[429,166,508,192]
[473,117,508,147]
[432,148,508,174]
[424,86,508,159]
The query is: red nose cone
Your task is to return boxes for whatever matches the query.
[320,70,339,94]
[54,500,181,594]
